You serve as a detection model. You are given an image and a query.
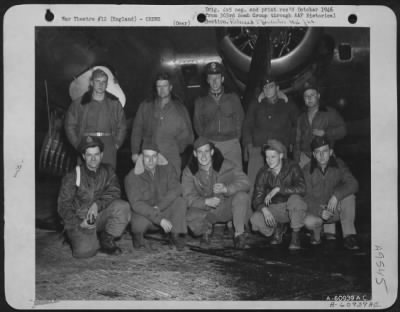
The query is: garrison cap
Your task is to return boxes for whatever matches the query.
[193,136,213,150]
[78,135,104,154]
[262,139,287,158]
[311,135,332,151]
[206,62,223,75]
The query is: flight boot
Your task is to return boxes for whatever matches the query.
[99,231,122,255]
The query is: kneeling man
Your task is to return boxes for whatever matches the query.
[250,139,307,250]
[182,137,251,249]
[58,136,131,258]
[303,136,360,250]
[125,142,187,251]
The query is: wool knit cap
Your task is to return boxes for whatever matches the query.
[262,139,287,158]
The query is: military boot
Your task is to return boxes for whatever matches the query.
[132,232,145,249]
[199,223,213,248]
[99,231,122,255]
[288,230,301,250]
[270,223,287,245]
[170,233,187,251]
[233,233,249,249]
[133,232,156,251]
[200,232,211,248]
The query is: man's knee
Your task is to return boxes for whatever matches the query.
[186,208,208,236]
[339,195,356,211]
[171,197,187,214]
[67,228,99,259]
[108,200,131,222]
[130,213,152,233]
[287,195,307,212]
[233,191,250,202]
[250,211,263,227]
[232,191,250,209]
[304,214,323,230]
[250,211,273,236]
[187,218,208,236]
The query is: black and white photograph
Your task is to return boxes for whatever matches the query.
[3,4,397,309]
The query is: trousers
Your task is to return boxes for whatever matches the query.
[303,195,357,237]
[130,197,187,234]
[211,138,243,171]
[246,146,264,196]
[66,199,131,258]
[186,191,251,236]
[250,194,307,237]
[298,151,311,169]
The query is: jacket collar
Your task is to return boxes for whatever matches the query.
[80,90,118,105]
[310,155,339,174]
[188,146,224,175]
[81,163,104,177]
[301,105,328,113]
[266,159,291,176]
[134,153,169,175]
[208,87,224,98]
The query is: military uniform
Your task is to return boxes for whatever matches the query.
[130,97,193,176]
[58,136,130,258]
[65,91,127,169]
[193,62,244,170]
[124,145,187,249]
[243,89,299,187]
[182,137,251,248]
[302,136,360,249]
[294,82,346,168]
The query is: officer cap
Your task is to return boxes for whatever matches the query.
[261,76,276,87]
[206,62,223,75]
[311,135,332,151]
[78,136,104,154]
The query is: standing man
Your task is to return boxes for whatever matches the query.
[250,140,307,250]
[242,77,299,187]
[182,137,251,249]
[294,81,346,168]
[65,68,127,169]
[57,136,131,258]
[193,62,244,170]
[125,142,187,251]
[303,136,360,250]
[130,72,194,177]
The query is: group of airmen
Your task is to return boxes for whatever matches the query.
[57,61,360,259]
